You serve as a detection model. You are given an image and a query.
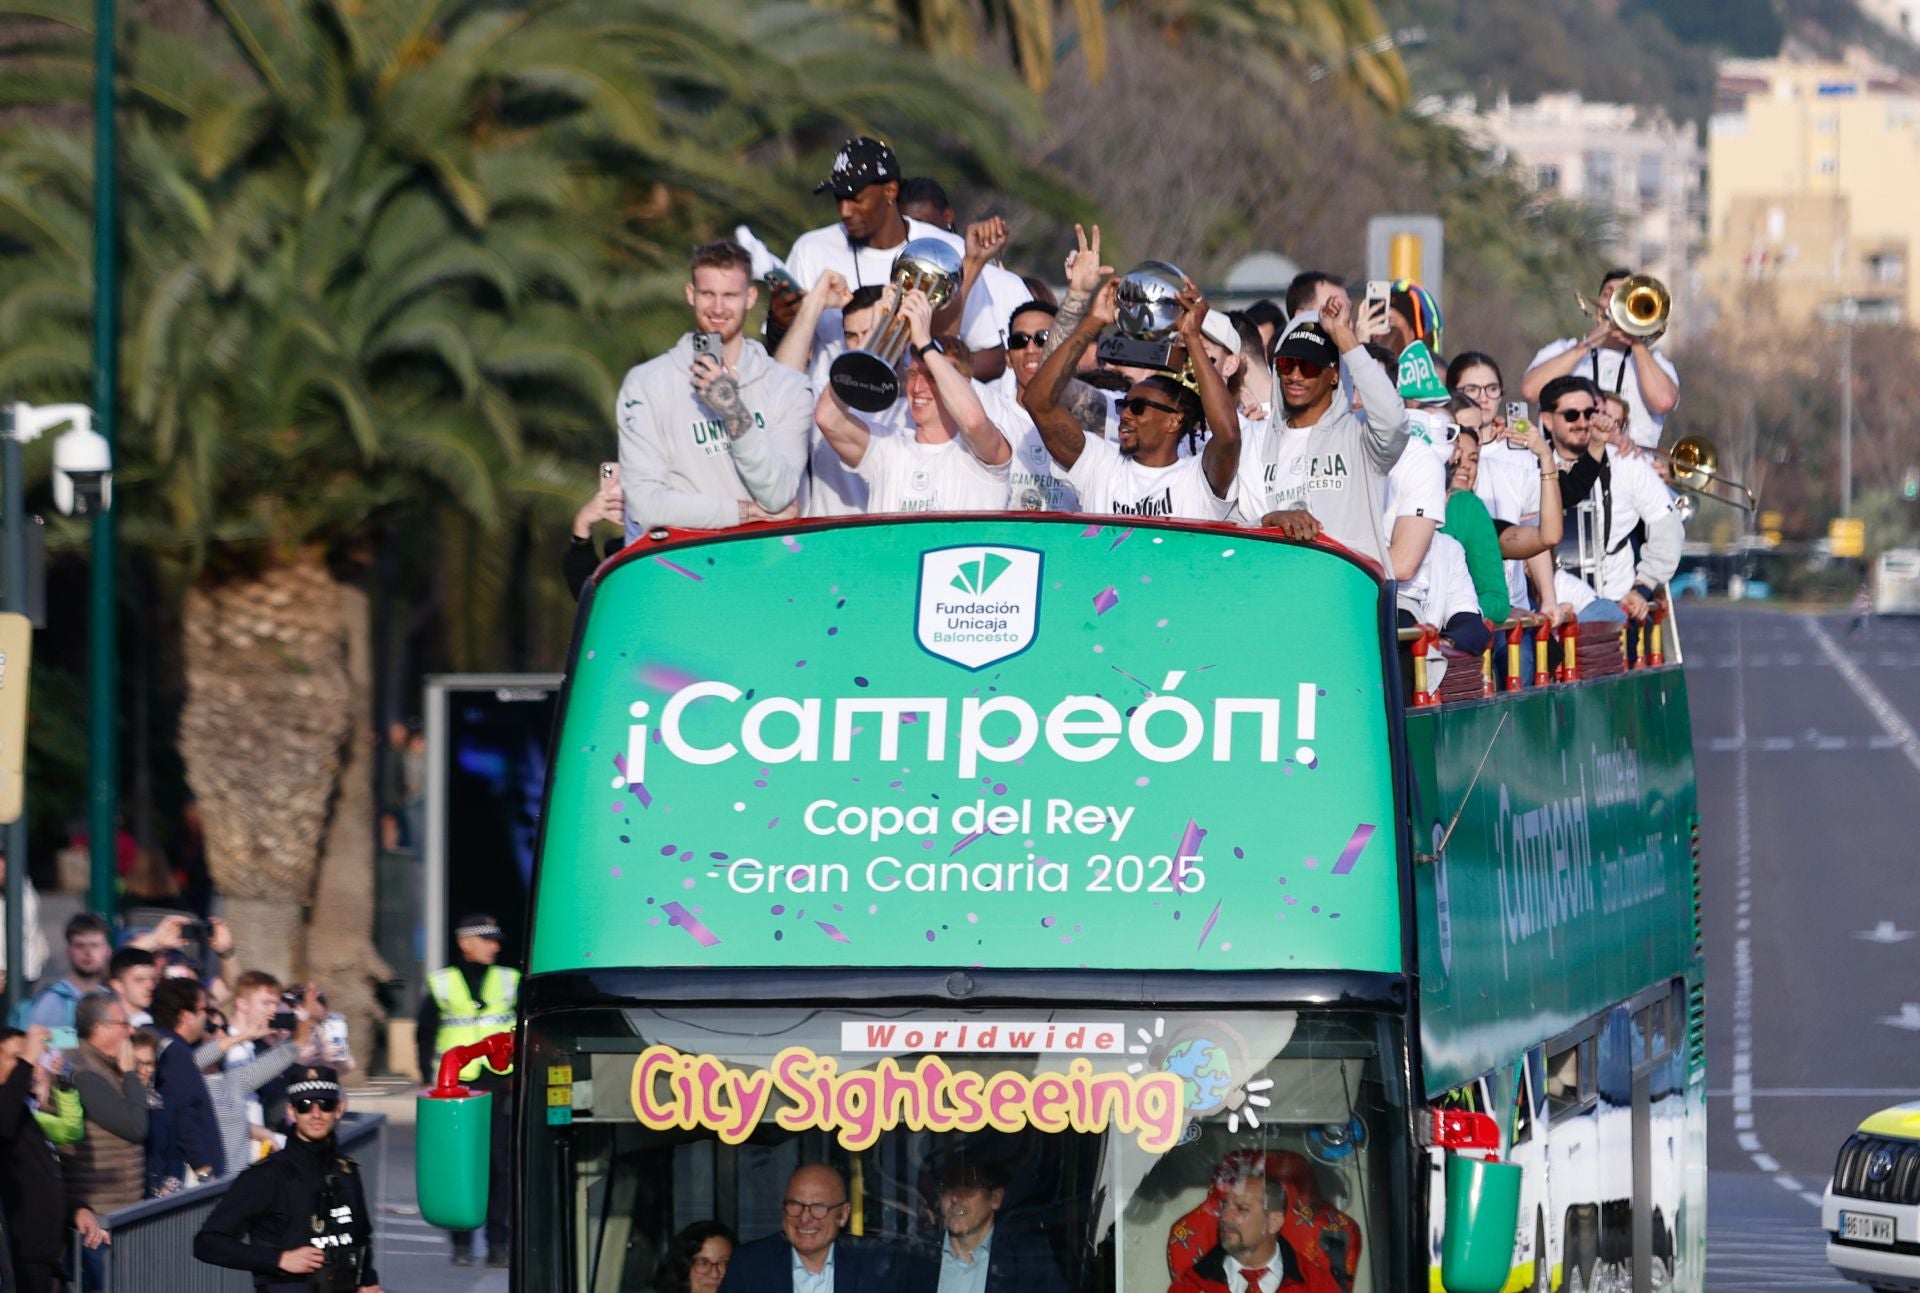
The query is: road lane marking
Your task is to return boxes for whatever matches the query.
[1804,616,1920,777]
[1729,618,1816,1210]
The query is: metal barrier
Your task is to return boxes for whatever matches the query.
[69,1112,386,1292]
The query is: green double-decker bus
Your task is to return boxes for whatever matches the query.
[417,515,1703,1293]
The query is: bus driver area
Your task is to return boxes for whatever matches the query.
[521,1005,1390,1293]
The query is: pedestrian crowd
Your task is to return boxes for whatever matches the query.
[577,136,1688,647]
[0,910,363,1291]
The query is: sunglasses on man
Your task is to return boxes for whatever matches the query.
[1118,395,1181,417]
[1006,329,1050,350]
[1274,357,1326,379]
[291,1097,340,1114]
[1554,406,1599,422]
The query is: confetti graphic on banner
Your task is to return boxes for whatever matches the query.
[1330,824,1376,875]
[662,902,720,947]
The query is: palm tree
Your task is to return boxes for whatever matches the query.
[820,0,1409,105]
[0,0,1052,1063]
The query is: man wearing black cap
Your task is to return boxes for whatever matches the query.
[774,137,969,357]
[195,1065,382,1292]
[1232,296,1410,569]
[418,914,518,1267]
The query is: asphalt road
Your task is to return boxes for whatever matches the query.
[1690,605,1920,1290]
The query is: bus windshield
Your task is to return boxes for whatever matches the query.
[522,1004,1410,1293]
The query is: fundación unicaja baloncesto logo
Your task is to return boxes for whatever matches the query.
[916,546,1043,670]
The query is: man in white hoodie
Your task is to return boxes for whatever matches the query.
[617,240,813,539]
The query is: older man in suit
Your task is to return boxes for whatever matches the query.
[721,1164,897,1293]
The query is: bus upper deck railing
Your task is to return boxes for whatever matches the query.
[69,1112,386,1293]
[1397,601,1674,708]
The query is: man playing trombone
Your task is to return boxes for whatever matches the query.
[1520,268,1679,451]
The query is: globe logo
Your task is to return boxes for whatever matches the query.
[1165,1038,1235,1113]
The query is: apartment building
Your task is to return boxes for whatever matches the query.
[1705,56,1920,327]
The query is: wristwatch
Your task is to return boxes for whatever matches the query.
[912,339,943,359]
[1630,583,1658,603]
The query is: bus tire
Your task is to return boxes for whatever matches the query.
[1651,1206,1672,1283]
[1532,1213,1549,1293]
[1561,1210,1594,1293]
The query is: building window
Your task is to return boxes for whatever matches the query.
[1585,150,1615,199]
[1638,154,1664,202]
[1814,112,1838,134]
[1817,155,1838,175]
[1869,252,1905,284]
[1535,162,1561,191]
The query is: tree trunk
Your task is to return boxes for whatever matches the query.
[180,554,356,976]
[304,580,394,1084]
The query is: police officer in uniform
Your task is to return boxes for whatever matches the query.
[193,1066,381,1292]
[417,913,519,1267]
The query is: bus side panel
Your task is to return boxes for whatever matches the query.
[1406,669,1703,1292]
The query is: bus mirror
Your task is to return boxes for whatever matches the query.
[416,1087,493,1230]
[1440,1153,1523,1293]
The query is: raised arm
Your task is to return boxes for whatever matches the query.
[1022,278,1118,471]
[902,291,1010,467]
[958,218,1010,383]
[1519,321,1612,403]
[1175,282,1240,498]
[692,355,807,515]
[1497,427,1563,558]
[773,271,850,373]
[1631,342,1679,416]
[1323,294,1406,472]
[814,385,875,470]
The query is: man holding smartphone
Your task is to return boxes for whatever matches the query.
[616,240,812,537]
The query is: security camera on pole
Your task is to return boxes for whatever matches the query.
[0,401,99,1014]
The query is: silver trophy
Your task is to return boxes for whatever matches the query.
[829,238,963,413]
[1097,260,1188,371]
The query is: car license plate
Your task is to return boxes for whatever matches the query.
[1841,1210,1896,1244]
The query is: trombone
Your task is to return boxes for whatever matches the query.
[1576,273,1672,342]
[1660,435,1754,510]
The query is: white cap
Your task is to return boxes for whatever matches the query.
[1200,309,1241,354]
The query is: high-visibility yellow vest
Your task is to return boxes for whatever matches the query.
[429,964,520,1080]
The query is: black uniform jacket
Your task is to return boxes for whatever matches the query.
[194,1132,379,1291]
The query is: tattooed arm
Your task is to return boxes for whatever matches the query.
[1033,223,1117,442]
[692,355,804,518]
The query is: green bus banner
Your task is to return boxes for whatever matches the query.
[1409,671,1700,1095]
[531,518,1402,975]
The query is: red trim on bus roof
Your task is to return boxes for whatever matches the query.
[590,513,1386,588]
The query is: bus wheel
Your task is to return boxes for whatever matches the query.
[1532,1214,1550,1293]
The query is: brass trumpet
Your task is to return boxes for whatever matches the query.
[1661,434,1754,510]
[1576,273,1671,341]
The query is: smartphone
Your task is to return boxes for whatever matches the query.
[691,331,722,360]
[764,267,801,295]
[1504,400,1528,424]
[1365,280,1391,311]
[48,1026,77,1050]
[599,461,616,483]
[269,1010,299,1031]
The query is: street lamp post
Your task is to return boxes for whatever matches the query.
[1840,298,1858,519]
[88,0,121,922]
[4,402,102,1015]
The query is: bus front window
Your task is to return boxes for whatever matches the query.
[521,1007,1410,1293]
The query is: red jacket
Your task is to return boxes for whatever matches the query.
[1168,1243,1343,1293]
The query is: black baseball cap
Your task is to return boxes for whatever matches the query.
[815,137,902,199]
[1275,318,1338,367]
